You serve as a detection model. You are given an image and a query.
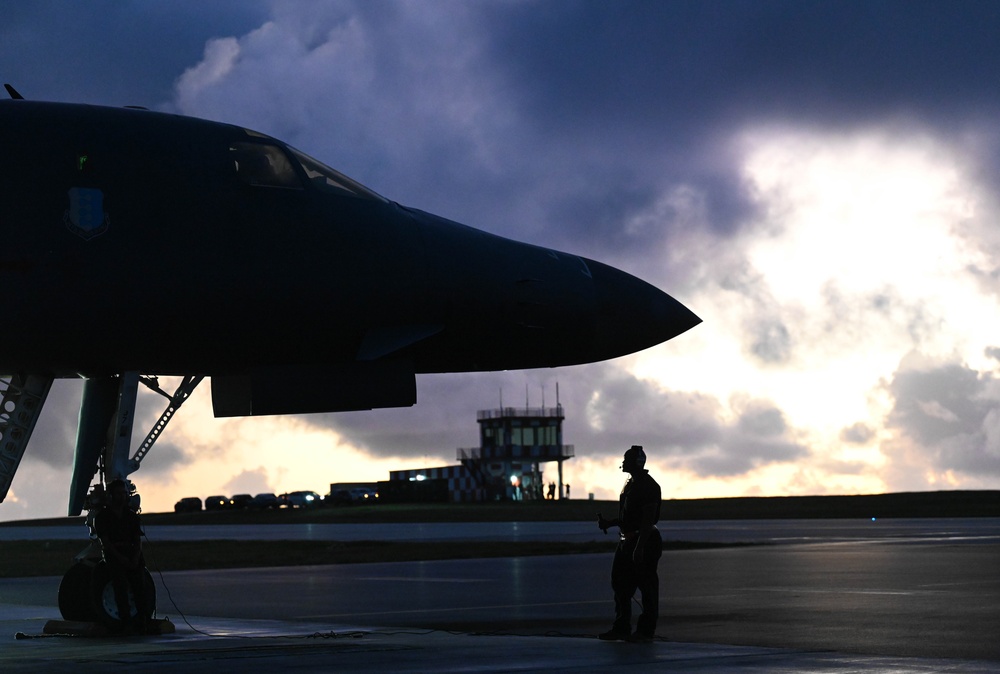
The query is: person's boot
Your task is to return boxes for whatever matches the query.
[598,626,631,641]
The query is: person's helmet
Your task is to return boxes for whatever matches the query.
[107,479,129,494]
[623,445,646,471]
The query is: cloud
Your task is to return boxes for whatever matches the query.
[132,440,190,479]
[747,319,792,365]
[840,423,875,445]
[694,398,809,476]
[2,462,72,520]
[0,1,269,105]
[223,467,273,496]
[882,356,1000,486]
[176,37,241,100]
[18,380,82,468]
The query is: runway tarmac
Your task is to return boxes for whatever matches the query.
[2,519,999,672]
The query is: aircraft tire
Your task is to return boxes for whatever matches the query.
[58,562,97,622]
[89,560,156,627]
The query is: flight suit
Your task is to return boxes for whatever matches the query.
[610,470,662,638]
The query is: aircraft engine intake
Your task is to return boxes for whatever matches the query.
[211,361,417,416]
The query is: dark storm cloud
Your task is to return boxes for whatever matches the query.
[890,365,981,445]
[0,1,269,105]
[737,403,787,436]
[546,169,758,267]
[565,366,725,455]
[130,440,189,478]
[17,380,81,468]
[20,379,192,477]
[885,361,1000,477]
[470,0,1000,256]
[485,1,1000,135]
[691,400,808,476]
[128,384,198,477]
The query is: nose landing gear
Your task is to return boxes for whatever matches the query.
[57,374,201,633]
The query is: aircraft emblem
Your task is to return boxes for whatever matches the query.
[64,187,110,239]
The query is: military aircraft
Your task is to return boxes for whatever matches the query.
[0,85,699,625]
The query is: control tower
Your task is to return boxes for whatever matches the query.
[457,403,574,501]
[385,399,574,503]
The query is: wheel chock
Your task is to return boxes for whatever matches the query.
[42,620,109,637]
[40,618,175,637]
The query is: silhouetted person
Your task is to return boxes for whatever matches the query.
[597,445,662,642]
[94,479,149,634]
[548,482,556,500]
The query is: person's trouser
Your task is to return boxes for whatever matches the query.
[108,562,149,629]
[610,529,662,635]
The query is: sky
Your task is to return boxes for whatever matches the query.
[3,0,1000,520]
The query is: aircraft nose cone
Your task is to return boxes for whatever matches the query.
[586,258,701,359]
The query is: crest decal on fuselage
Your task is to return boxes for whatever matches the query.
[64,187,109,240]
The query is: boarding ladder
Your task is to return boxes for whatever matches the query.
[0,373,54,502]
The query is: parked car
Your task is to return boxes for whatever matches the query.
[204,495,231,510]
[174,496,202,513]
[230,493,253,509]
[283,490,321,508]
[251,492,280,509]
[325,489,353,506]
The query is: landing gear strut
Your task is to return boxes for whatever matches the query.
[57,373,202,626]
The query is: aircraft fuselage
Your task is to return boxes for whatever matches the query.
[0,100,699,414]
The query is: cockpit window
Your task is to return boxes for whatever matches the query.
[288,146,385,202]
[230,142,302,189]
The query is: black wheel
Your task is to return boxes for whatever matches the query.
[89,560,156,627]
[58,562,97,622]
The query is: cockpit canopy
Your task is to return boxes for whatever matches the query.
[230,133,385,202]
